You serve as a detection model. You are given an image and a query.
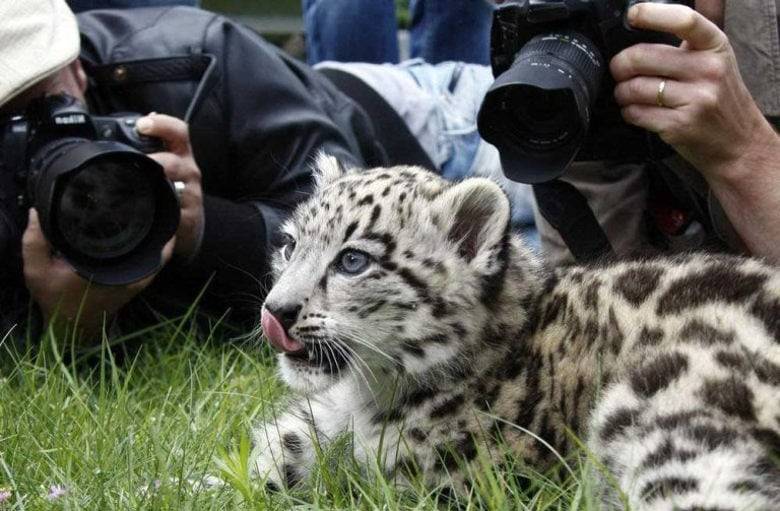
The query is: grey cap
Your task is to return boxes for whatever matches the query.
[0,0,80,108]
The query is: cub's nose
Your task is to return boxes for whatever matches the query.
[265,303,302,331]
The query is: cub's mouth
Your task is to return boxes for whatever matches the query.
[260,308,349,373]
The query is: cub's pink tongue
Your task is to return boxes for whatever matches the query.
[261,309,305,353]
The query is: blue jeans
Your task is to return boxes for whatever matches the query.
[303,0,493,65]
[316,60,540,247]
[67,0,197,12]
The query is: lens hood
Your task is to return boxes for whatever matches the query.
[31,139,179,286]
[478,31,604,184]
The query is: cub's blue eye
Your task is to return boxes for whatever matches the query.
[282,237,296,261]
[337,249,371,275]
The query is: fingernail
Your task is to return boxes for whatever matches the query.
[136,116,153,134]
[627,5,639,23]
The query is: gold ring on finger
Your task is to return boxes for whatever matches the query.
[656,79,668,108]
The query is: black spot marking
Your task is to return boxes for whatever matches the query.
[655,410,712,431]
[371,407,405,425]
[363,231,397,256]
[630,352,688,398]
[408,428,428,442]
[640,477,699,503]
[283,464,301,487]
[583,319,599,348]
[474,383,502,412]
[657,266,766,315]
[401,340,425,358]
[699,378,756,421]
[715,351,749,373]
[540,293,568,330]
[750,428,780,454]
[397,267,431,300]
[730,479,760,494]
[600,407,642,442]
[367,204,382,230]
[639,326,664,346]
[639,439,698,472]
[686,424,738,450]
[680,320,735,345]
[434,434,478,471]
[750,292,780,341]
[283,433,303,455]
[430,394,465,419]
[343,221,358,242]
[754,357,780,386]
[614,266,663,306]
[606,307,625,355]
[357,194,374,206]
[584,278,602,310]
[404,386,440,407]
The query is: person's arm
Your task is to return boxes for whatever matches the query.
[610,3,780,263]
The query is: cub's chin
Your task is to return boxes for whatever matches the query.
[278,355,340,394]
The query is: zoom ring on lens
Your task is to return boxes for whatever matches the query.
[518,31,605,102]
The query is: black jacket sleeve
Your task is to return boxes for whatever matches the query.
[77,7,371,322]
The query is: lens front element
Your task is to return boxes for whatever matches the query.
[477,30,604,183]
[56,159,156,260]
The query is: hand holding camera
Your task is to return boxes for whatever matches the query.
[136,113,204,261]
[23,208,175,337]
[611,2,779,186]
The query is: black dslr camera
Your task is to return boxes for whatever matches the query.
[0,94,179,286]
[477,0,693,183]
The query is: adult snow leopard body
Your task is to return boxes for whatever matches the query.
[252,156,780,510]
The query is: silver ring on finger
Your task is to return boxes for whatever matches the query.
[174,180,185,200]
[656,79,668,108]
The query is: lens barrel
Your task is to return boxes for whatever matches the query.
[29,139,179,286]
[478,31,604,183]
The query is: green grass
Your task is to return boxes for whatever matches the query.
[0,320,600,510]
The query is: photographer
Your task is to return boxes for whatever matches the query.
[532,0,780,265]
[610,1,780,263]
[0,0,384,341]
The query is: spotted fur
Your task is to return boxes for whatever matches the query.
[251,157,780,509]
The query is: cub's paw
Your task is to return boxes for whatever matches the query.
[249,423,308,491]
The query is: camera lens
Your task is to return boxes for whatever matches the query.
[478,31,604,183]
[506,86,583,151]
[55,158,156,259]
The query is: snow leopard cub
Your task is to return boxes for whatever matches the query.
[251,156,780,510]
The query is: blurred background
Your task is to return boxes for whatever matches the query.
[201,0,410,59]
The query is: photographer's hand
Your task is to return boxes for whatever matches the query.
[610,3,780,263]
[136,113,204,261]
[22,209,175,339]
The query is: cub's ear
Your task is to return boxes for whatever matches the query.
[434,178,510,263]
[313,152,352,190]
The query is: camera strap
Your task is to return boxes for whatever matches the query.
[533,180,614,263]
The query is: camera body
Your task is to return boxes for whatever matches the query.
[0,94,179,285]
[477,0,693,183]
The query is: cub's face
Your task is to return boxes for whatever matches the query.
[261,156,511,394]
